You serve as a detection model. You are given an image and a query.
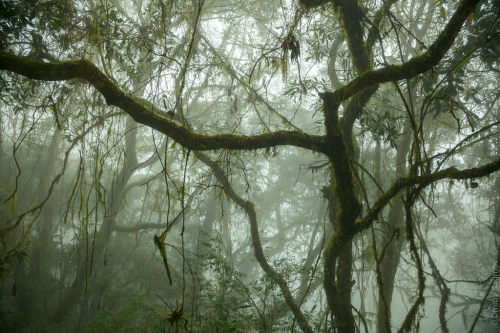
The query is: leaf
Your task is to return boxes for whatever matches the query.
[281,54,288,81]
[7,194,17,216]
[440,7,446,21]
[461,307,468,327]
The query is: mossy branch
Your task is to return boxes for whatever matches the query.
[356,158,500,232]
[325,0,480,109]
[365,0,399,53]
[0,52,327,154]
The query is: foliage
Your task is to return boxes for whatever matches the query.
[0,0,499,332]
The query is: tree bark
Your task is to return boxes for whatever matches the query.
[376,120,412,333]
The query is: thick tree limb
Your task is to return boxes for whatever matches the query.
[0,52,327,154]
[333,0,371,73]
[323,0,480,110]
[366,0,399,53]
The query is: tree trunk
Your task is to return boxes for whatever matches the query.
[376,119,412,333]
[51,118,138,323]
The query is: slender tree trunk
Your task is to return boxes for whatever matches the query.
[51,118,138,322]
[376,119,412,333]
[15,129,61,320]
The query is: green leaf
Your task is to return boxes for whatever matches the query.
[7,194,17,216]
[440,7,446,21]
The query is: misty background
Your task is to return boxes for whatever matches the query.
[0,0,499,332]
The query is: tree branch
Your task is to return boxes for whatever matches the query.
[113,223,166,232]
[194,151,314,333]
[356,158,500,231]
[324,0,479,108]
[0,52,327,154]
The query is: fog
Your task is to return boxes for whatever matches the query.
[0,0,499,332]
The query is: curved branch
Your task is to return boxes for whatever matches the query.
[324,0,479,108]
[0,52,328,154]
[194,151,314,333]
[356,158,500,231]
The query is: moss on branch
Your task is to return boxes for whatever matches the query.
[0,52,327,154]
[356,158,500,231]
[329,0,480,105]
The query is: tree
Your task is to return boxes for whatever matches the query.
[1,0,499,332]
